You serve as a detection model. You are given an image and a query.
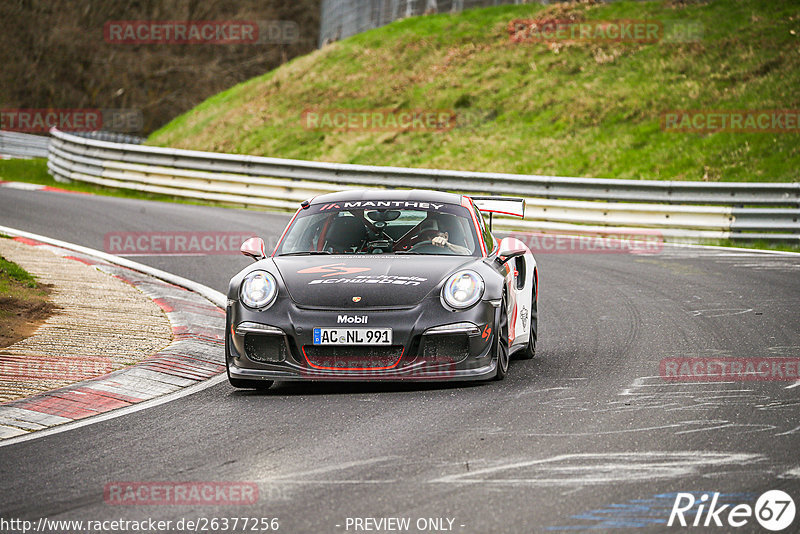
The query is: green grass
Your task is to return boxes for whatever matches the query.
[704,238,800,254]
[0,158,50,183]
[0,256,37,289]
[0,254,52,347]
[149,0,800,182]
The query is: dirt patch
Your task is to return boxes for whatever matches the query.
[0,257,57,348]
[0,296,56,348]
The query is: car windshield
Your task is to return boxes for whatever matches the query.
[276,202,481,256]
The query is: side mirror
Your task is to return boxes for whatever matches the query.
[495,237,527,265]
[240,237,266,261]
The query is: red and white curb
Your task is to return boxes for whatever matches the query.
[0,180,85,195]
[0,226,228,444]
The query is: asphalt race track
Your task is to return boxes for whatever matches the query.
[1,188,799,533]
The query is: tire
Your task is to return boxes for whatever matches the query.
[516,332,536,360]
[494,294,510,381]
[516,299,537,360]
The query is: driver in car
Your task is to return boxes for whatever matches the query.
[417,215,470,255]
[432,232,469,254]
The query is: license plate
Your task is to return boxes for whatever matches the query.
[313,328,392,345]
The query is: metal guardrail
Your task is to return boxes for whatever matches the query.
[0,131,51,159]
[1,130,144,160]
[46,128,799,242]
[318,0,694,48]
[320,0,524,46]
[69,131,145,145]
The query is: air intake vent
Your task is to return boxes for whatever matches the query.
[421,333,470,364]
[303,346,403,370]
[245,334,288,363]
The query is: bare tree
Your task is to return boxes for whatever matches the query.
[0,0,320,134]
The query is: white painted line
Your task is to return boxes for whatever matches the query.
[0,225,225,307]
[0,225,229,448]
[674,423,737,435]
[661,241,800,257]
[785,381,800,389]
[270,457,398,481]
[689,308,753,318]
[0,374,226,449]
[431,452,763,486]
[116,253,234,257]
[264,479,397,484]
[503,424,686,437]
[0,182,46,191]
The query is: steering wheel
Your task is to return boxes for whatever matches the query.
[409,228,441,246]
[408,241,445,253]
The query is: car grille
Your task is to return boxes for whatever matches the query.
[420,333,471,365]
[303,345,404,370]
[244,334,288,363]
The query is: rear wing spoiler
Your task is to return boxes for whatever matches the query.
[470,196,526,218]
[469,196,525,232]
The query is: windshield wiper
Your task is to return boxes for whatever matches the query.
[278,251,332,256]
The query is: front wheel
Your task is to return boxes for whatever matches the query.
[494,295,510,381]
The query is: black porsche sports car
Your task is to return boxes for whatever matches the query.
[226,189,537,389]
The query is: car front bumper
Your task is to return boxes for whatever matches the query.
[226,296,499,382]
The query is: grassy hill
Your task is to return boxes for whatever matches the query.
[148,0,800,182]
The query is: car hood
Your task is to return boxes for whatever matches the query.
[274,255,477,308]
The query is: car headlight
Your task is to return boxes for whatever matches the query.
[240,271,278,309]
[442,270,484,309]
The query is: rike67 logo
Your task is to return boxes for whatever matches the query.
[668,490,795,531]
